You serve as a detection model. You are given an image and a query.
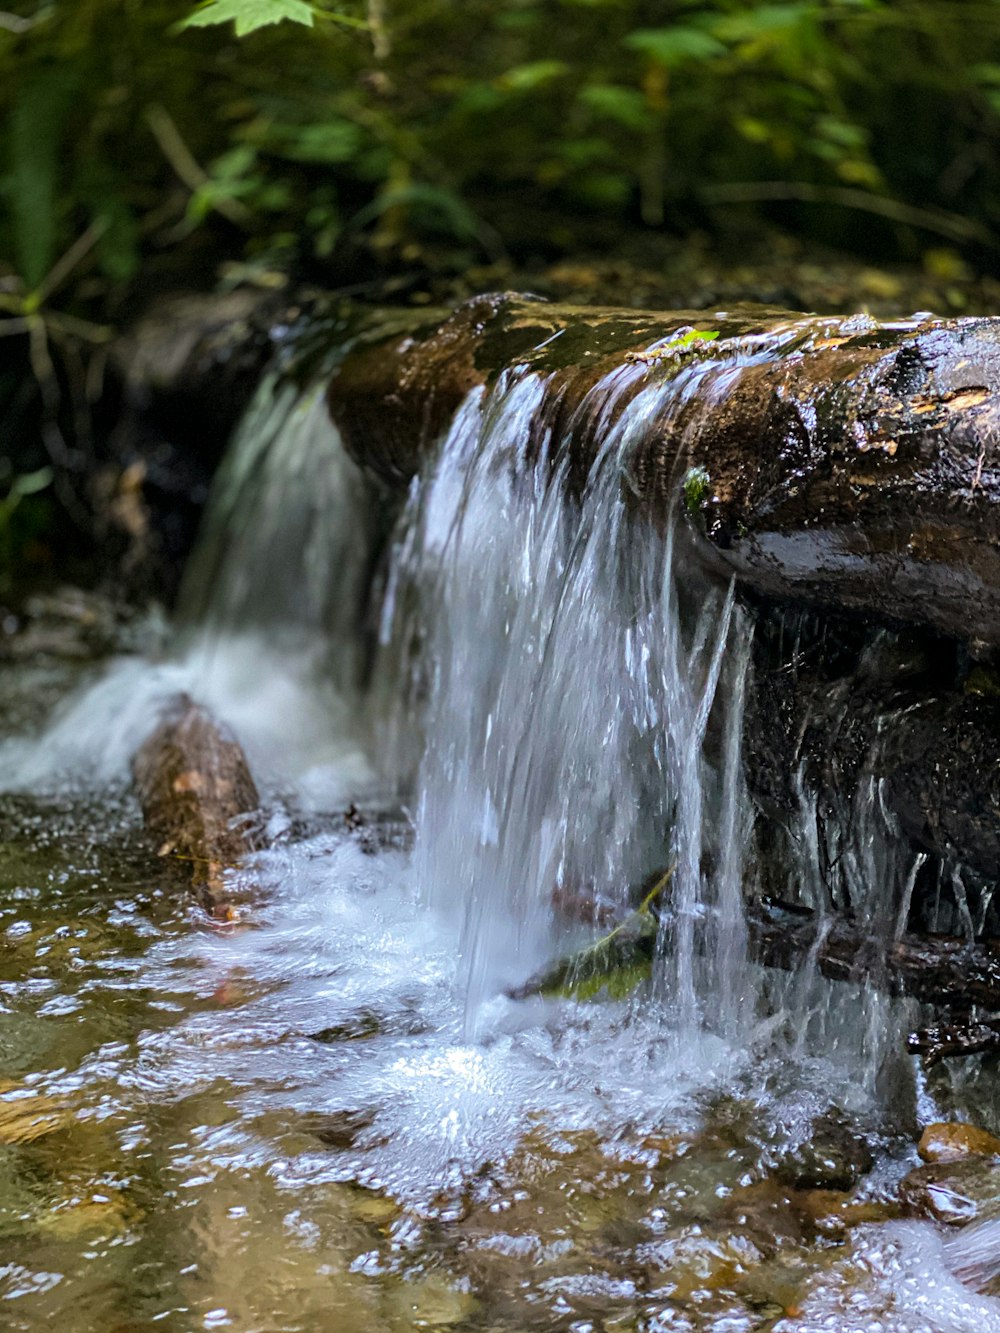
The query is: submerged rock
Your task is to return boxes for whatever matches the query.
[919,1122,1000,1164]
[900,1155,1000,1224]
[773,1113,875,1193]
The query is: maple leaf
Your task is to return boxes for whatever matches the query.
[181,0,315,38]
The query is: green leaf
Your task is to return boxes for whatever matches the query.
[269,120,363,164]
[683,466,711,517]
[511,866,673,1003]
[578,84,651,130]
[180,0,315,37]
[9,468,52,500]
[497,60,569,92]
[712,4,816,42]
[625,26,726,67]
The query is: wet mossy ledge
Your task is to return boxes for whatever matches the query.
[327,291,1000,652]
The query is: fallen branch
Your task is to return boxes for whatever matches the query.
[513,886,1000,1052]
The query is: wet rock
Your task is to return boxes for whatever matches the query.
[35,1188,140,1242]
[384,1273,478,1327]
[899,1155,1000,1224]
[744,604,1000,906]
[307,1108,379,1150]
[716,1180,811,1253]
[131,693,263,915]
[0,1081,74,1145]
[309,1010,384,1044]
[793,1189,899,1238]
[918,1121,1000,1163]
[773,1113,875,1192]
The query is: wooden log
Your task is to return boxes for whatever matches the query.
[132,694,262,917]
[327,293,1000,649]
[515,888,1000,1045]
[747,899,1000,1011]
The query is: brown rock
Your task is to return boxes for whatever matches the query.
[794,1189,899,1237]
[918,1121,1000,1163]
[900,1156,1000,1224]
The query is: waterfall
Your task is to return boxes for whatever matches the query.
[0,375,379,807]
[381,363,757,1040]
[6,332,1000,1329]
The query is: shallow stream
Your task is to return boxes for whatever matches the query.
[2,368,1000,1332]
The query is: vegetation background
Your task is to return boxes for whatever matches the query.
[3,0,1000,590]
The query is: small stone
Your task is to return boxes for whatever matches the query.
[900,1156,1000,1225]
[794,1189,899,1237]
[918,1122,1000,1164]
[385,1273,477,1328]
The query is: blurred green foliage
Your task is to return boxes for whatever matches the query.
[0,466,53,593]
[1,0,1000,316]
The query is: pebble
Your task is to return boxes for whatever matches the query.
[900,1156,1000,1225]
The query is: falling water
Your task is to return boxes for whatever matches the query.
[382,361,756,1040]
[0,376,379,807]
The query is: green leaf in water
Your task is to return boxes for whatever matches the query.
[683,466,711,517]
[512,865,673,1002]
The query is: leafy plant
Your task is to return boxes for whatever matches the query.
[180,0,316,36]
[2,0,999,330]
[682,467,712,518]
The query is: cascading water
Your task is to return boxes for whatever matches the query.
[381,362,756,1041]
[0,375,377,806]
[2,334,1000,1329]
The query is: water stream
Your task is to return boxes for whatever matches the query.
[1,355,1000,1330]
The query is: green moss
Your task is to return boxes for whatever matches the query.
[965,665,1000,698]
[682,466,711,518]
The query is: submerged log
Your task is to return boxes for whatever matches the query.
[132,694,262,916]
[748,900,1000,1011]
[515,889,1000,1043]
[327,293,1000,649]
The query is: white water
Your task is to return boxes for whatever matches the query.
[382,365,754,1038]
[3,359,1000,1329]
